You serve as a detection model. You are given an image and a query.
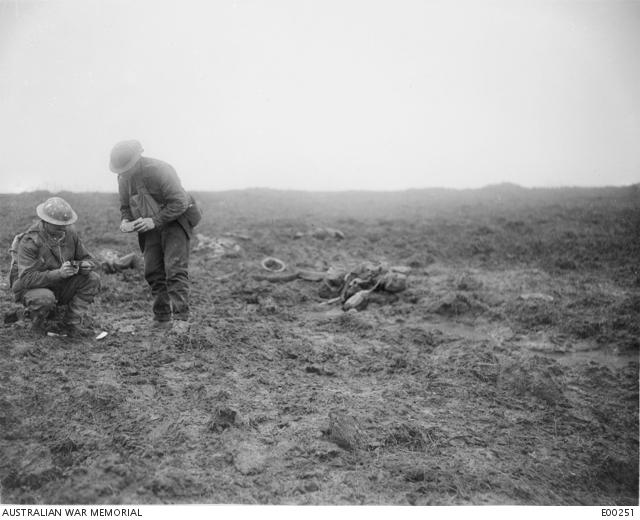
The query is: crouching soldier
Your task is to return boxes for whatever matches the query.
[10,197,100,337]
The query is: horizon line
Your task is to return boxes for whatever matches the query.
[0,182,638,196]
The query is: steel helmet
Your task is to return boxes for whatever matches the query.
[109,140,143,174]
[36,197,78,225]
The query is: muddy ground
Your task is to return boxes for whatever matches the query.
[0,185,638,505]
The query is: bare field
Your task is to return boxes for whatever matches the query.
[0,186,638,505]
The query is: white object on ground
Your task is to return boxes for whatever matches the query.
[95,331,108,340]
[519,292,554,302]
[261,256,286,272]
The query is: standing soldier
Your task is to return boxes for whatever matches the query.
[109,140,199,330]
[10,197,100,337]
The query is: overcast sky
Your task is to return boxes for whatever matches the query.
[0,0,638,192]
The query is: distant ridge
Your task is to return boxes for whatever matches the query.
[479,182,525,191]
[1,183,637,197]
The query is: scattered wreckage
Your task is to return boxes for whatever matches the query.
[253,258,409,311]
[193,234,243,258]
[294,227,345,240]
[318,262,409,311]
[98,250,141,274]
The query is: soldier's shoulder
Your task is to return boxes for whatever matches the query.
[142,157,176,176]
[19,229,43,248]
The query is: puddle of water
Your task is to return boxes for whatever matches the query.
[519,338,638,369]
[541,349,638,370]
[424,318,638,370]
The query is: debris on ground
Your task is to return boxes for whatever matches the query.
[294,227,345,240]
[317,262,409,310]
[247,261,409,310]
[260,257,286,272]
[519,292,555,302]
[252,271,299,283]
[3,306,24,325]
[324,411,368,451]
[208,407,239,433]
[193,234,243,258]
[296,269,326,281]
[343,290,372,311]
[222,231,251,241]
[99,250,141,274]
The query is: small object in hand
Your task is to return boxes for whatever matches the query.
[63,261,80,275]
[78,260,93,273]
[120,220,135,233]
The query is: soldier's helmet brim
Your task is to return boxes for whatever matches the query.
[109,140,143,174]
[109,152,142,174]
[36,201,78,226]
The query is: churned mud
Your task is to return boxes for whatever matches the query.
[0,186,638,504]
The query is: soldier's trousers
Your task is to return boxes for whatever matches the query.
[140,222,190,322]
[21,271,100,326]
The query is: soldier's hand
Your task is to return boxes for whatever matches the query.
[132,217,156,233]
[78,260,94,274]
[59,261,78,278]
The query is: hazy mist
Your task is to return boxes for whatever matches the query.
[0,0,638,193]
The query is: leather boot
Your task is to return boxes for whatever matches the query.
[30,309,49,334]
[152,319,173,331]
[63,296,92,328]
